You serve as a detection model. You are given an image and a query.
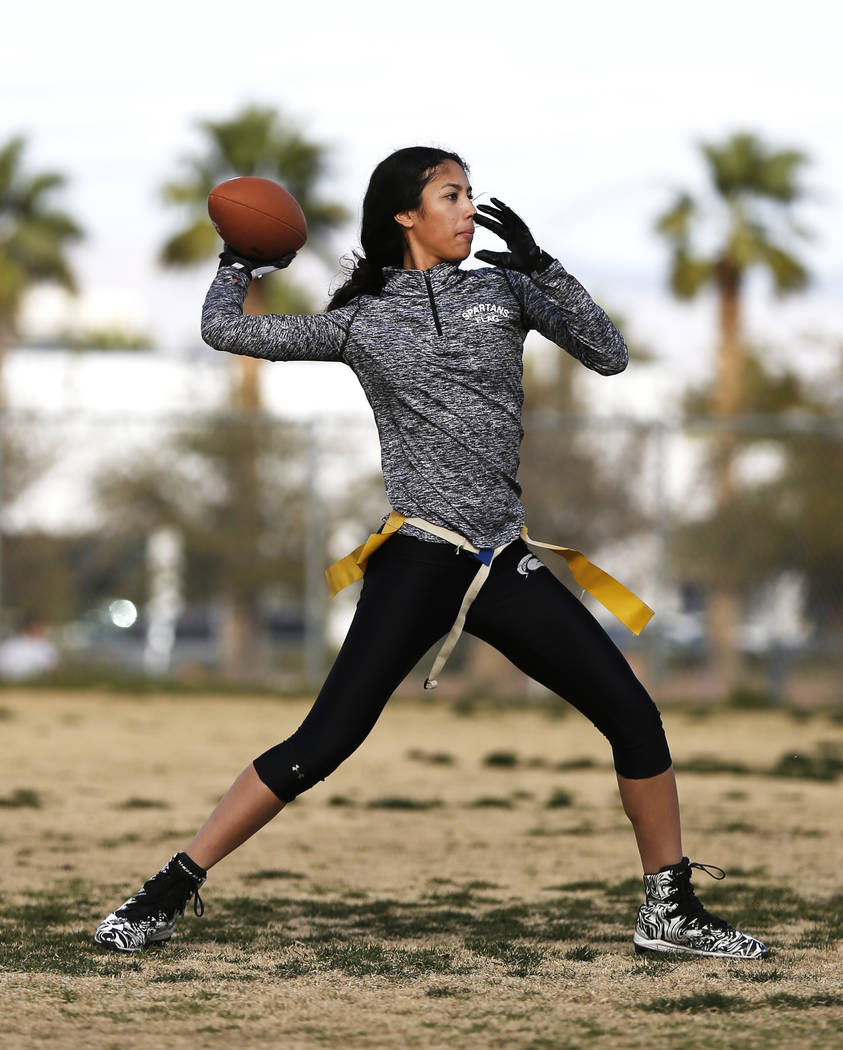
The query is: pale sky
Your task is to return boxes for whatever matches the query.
[4,0,843,388]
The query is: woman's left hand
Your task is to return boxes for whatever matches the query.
[473,198,553,274]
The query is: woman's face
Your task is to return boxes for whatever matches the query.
[396,159,476,270]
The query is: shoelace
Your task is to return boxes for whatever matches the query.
[690,861,726,881]
[122,869,204,919]
[672,861,729,929]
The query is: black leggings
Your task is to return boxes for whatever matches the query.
[253,534,671,802]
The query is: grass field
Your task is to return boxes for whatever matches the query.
[1,691,842,1050]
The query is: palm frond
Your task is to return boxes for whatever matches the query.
[726,217,763,269]
[18,172,67,211]
[261,275,319,316]
[200,106,279,175]
[0,136,25,196]
[299,200,351,234]
[159,219,220,267]
[653,193,696,243]
[161,178,211,206]
[27,209,84,240]
[701,131,809,206]
[0,135,83,322]
[6,223,78,292]
[755,241,810,295]
[754,148,809,203]
[700,131,763,197]
[670,249,714,299]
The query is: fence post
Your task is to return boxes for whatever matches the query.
[303,420,325,685]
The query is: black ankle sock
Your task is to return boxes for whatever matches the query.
[174,851,206,882]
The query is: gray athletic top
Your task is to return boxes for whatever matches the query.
[201,259,628,548]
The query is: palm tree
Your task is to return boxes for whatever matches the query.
[159,104,348,410]
[654,131,811,694]
[0,135,83,632]
[158,105,349,678]
[0,135,83,405]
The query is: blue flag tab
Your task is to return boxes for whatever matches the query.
[471,548,495,566]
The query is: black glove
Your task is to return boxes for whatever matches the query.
[473,198,553,274]
[218,245,297,279]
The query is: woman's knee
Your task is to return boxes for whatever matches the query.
[608,703,671,779]
[611,731,672,779]
[252,735,355,803]
[586,688,672,780]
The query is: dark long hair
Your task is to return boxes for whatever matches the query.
[327,146,468,311]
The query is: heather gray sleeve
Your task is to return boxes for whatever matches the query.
[508,260,628,376]
[201,266,354,362]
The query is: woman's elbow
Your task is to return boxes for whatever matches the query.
[604,347,629,375]
[599,333,629,375]
[586,342,628,376]
[201,317,234,353]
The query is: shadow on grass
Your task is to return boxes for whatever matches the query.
[680,742,843,783]
[642,990,843,1013]
[3,876,841,980]
[0,788,42,809]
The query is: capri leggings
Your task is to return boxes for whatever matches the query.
[253,533,671,802]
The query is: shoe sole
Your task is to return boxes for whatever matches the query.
[93,931,173,953]
[634,935,768,959]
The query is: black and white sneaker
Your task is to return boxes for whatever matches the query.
[93,852,206,952]
[633,857,768,959]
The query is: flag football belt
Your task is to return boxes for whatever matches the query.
[325,510,654,689]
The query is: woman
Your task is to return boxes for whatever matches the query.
[94,147,766,959]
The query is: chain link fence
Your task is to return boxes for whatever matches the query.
[1,409,841,706]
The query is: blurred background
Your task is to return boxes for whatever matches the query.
[1,0,840,706]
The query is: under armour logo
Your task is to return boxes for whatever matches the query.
[516,554,543,577]
[291,764,305,780]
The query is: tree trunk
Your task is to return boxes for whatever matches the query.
[220,282,266,679]
[0,327,7,411]
[220,594,262,681]
[465,638,528,697]
[709,263,743,697]
[232,282,266,412]
[0,326,7,634]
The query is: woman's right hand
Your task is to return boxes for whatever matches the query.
[218,245,297,278]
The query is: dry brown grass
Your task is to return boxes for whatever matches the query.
[1,691,842,1050]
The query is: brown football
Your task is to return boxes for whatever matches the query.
[208,176,307,261]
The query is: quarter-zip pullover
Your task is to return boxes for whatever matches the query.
[201,259,628,548]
